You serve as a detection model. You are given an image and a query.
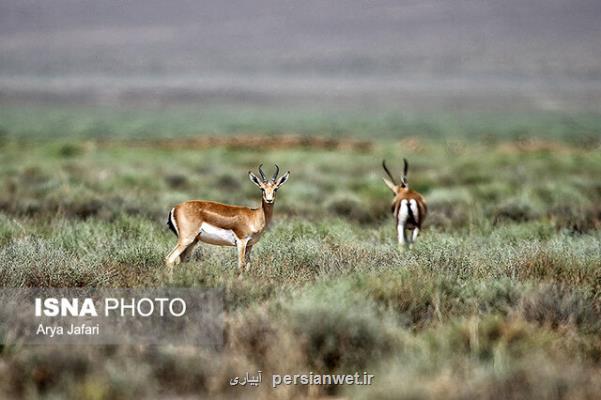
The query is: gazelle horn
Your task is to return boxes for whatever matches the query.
[382,160,397,184]
[258,164,267,181]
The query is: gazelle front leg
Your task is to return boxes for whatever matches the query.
[244,244,253,271]
[236,238,250,271]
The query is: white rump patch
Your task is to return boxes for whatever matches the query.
[397,200,409,245]
[198,222,237,246]
[398,199,409,224]
[409,199,419,224]
[170,208,179,236]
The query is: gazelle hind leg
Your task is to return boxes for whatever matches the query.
[403,227,412,249]
[397,223,408,249]
[408,199,420,249]
[411,227,420,243]
[165,243,183,267]
[165,236,196,268]
[397,199,410,250]
[399,199,415,250]
[408,227,420,249]
[179,240,198,262]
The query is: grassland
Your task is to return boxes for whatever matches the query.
[0,106,600,399]
[2,105,601,142]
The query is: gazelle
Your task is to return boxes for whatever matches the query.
[382,158,427,249]
[165,164,290,271]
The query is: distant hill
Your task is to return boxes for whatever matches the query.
[1,0,600,111]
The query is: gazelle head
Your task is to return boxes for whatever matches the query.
[382,158,409,193]
[248,164,290,204]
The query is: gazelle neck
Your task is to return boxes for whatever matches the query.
[261,198,274,226]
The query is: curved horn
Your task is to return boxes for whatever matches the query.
[258,164,267,181]
[403,158,409,177]
[382,160,397,184]
[272,164,280,181]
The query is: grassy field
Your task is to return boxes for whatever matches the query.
[2,105,601,142]
[0,106,600,399]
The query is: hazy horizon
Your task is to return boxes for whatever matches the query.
[1,0,600,111]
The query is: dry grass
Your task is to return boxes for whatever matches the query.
[0,128,599,399]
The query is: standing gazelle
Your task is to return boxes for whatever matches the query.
[382,158,427,249]
[165,164,290,272]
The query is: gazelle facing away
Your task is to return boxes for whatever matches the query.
[382,158,427,249]
[165,164,290,272]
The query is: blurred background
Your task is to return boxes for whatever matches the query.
[1,0,600,140]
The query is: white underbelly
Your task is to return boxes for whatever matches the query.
[198,222,237,246]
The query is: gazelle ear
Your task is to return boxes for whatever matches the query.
[248,171,263,187]
[276,171,290,187]
[383,178,396,193]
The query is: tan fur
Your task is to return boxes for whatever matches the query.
[173,200,272,242]
[165,166,289,272]
[390,187,428,230]
[382,159,427,248]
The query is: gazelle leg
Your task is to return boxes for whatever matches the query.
[397,199,411,250]
[411,228,420,243]
[236,238,250,271]
[179,236,199,262]
[165,238,195,268]
[405,227,420,250]
[244,244,253,271]
[403,227,412,248]
[165,244,183,280]
[165,244,183,267]
[179,240,198,262]
[397,223,407,249]
[166,216,202,269]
